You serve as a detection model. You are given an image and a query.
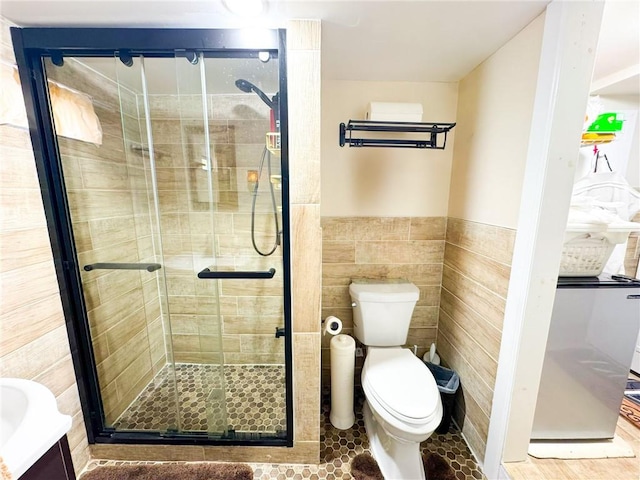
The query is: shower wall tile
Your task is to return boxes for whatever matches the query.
[223,315,282,335]
[292,204,322,332]
[417,285,442,306]
[88,216,138,249]
[320,216,446,385]
[0,293,65,356]
[0,145,40,189]
[288,50,321,205]
[410,216,448,240]
[444,242,511,298]
[152,143,188,168]
[92,444,206,462]
[239,334,282,354]
[0,184,48,232]
[442,264,506,332]
[439,289,501,359]
[322,241,356,264]
[105,308,148,353]
[323,263,442,286]
[67,189,135,222]
[287,19,321,51]
[228,119,272,143]
[146,87,282,367]
[294,333,321,442]
[209,95,268,121]
[446,217,516,266]
[223,353,284,364]
[0,261,60,317]
[96,329,150,386]
[355,240,445,264]
[0,225,52,273]
[237,296,283,316]
[437,217,515,462]
[58,134,126,164]
[92,334,110,364]
[50,57,163,424]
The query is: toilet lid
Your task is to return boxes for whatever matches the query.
[363,349,440,425]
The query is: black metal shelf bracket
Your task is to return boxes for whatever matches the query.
[83,263,162,272]
[197,267,276,279]
[339,120,456,149]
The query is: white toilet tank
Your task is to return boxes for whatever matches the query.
[349,281,419,346]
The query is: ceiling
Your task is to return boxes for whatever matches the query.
[1,0,637,93]
[591,0,640,96]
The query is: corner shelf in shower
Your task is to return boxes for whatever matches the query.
[339,120,456,149]
[266,132,281,157]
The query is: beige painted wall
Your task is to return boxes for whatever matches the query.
[321,80,458,217]
[436,12,545,462]
[447,13,545,229]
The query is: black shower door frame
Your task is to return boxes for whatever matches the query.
[11,27,293,447]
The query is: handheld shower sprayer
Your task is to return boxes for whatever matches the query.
[234,78,282,257]
[235,78,279,130]
[234,79,274,109]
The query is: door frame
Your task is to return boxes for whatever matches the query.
[11,26,294,447]
[482,2,605,477]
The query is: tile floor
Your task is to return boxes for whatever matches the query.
[113,363,286,434]
[88,379,484,480]
[248,391,483,479]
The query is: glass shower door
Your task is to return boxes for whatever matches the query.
[197,55,286,435]
[44,54,182,433]
[139,54,229,434]
[42,46,286,440]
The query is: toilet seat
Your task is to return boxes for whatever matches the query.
[362,348,441,435]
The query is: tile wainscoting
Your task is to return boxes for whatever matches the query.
[438,217,515,463]
[321,216,446,385]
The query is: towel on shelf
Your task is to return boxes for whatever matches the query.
[0,62,102,145]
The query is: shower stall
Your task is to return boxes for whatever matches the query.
[12,28,292,446]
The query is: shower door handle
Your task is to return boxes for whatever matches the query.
[197,268,276,279]
[84,262,162,272]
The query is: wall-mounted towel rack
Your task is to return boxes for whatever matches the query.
[339,120,456,149]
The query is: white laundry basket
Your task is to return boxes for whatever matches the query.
[560,223,639,276]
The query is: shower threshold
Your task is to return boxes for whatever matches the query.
[112,363,286,435]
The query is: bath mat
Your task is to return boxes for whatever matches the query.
[620,397,640,429]
[624,378,640,406]
[351,452,456,480]
[528,435,634,459]
[81,462,253,480]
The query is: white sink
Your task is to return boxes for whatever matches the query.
[0,378,72,479]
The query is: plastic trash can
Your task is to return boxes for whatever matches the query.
[425,362,460,434]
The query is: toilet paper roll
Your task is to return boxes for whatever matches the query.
[330,334,355,430]
[323,316,343,336]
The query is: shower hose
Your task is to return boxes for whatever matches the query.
[251,146,280,256]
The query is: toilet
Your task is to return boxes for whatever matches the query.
[350,280,443,480]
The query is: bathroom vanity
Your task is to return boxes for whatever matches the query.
[21,435,75,480]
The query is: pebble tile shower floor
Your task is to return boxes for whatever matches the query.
[113,363,286,434]
[91,368,483,480]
